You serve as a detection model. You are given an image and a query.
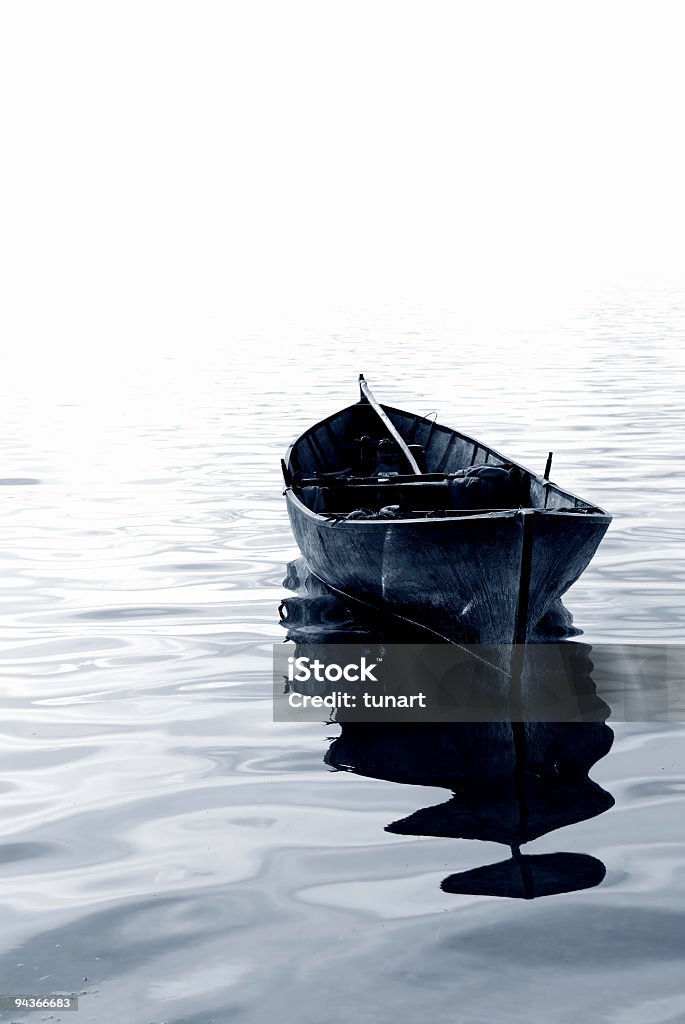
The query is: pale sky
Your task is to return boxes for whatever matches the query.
[2,0,685,362]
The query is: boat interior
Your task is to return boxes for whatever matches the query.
[284,403,603,520]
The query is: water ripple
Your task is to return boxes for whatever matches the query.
[0,298,684,1022]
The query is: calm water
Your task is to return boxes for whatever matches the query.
[1,296,685,1023]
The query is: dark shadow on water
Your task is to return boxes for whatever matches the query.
[280,558,614,899]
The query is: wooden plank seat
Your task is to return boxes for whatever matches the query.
[299,465,527,515]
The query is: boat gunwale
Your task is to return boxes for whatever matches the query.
[285,487,611,528]
[285,400,612,521]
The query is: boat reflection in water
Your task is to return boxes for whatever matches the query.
[280,558,614,899]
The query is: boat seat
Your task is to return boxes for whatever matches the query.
[299,465,526,514]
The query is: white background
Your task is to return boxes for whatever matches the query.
[2,0,685,368]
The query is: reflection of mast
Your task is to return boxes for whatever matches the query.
[280,558,615,899]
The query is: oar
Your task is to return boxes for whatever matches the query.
[358,374,422,475]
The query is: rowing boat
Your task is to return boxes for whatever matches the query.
[282,376,611,644]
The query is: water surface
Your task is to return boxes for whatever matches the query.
[1,296,684,1023]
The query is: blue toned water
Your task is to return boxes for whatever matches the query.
[1,294,684,1023]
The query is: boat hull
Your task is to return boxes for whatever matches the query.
[285,490,609,643]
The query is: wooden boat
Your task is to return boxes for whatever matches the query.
[282,376,611,644]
